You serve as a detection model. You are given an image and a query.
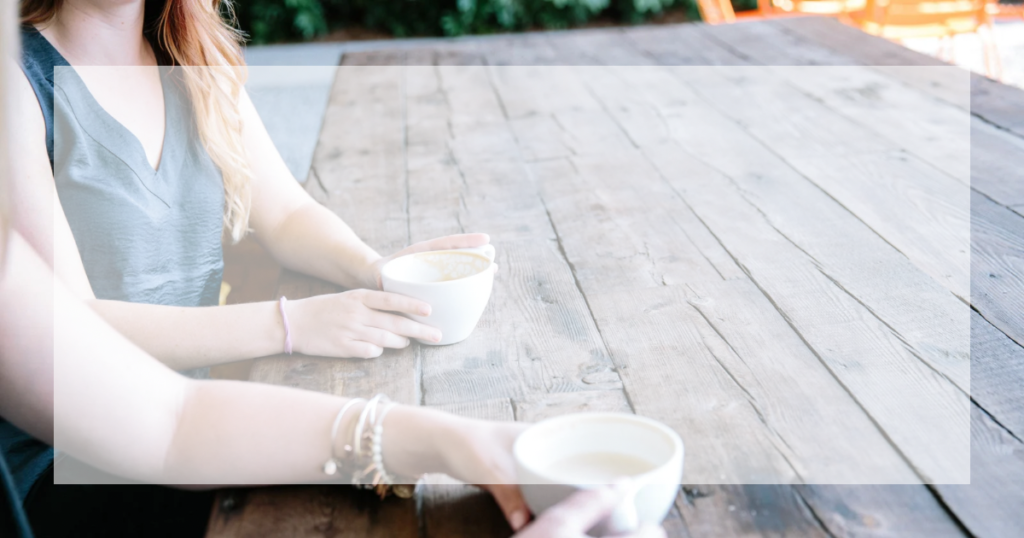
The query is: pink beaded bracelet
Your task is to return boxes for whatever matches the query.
[278,296,293,355]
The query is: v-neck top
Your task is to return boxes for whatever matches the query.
[22,26,225,307]
[5,26,226,501]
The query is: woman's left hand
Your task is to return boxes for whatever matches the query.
[365,233,491,289]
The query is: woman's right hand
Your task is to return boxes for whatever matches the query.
[286,289,443,358]
[514,485,667,538]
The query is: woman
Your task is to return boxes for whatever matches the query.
[15,0,473,376]
[1,15,663,533]
[0,230,663,538]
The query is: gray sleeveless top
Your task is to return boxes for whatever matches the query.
[53,70,225,310]
[28,29,225,360]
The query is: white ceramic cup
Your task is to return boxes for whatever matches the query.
[380,245,496,346]
[514,413,684,536]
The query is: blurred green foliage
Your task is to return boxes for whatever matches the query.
[231,0,739,44]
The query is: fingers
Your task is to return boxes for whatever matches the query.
[357,326,410,350]
[400,233,490,256]
[359,290,431,317]
[539,484,627,534]
[487,484,531,532]
[344,341,383,359]
[365,310,442,343]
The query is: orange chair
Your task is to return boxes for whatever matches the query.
[851,0,1002,78]
[754,0,867,17]
[696,0,738,24]
[710,0,867,21]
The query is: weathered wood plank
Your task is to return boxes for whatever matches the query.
[205,486,418,538]
[782,65,971,186]
[513,389,632,422]
[932,404,1024,538]
[643,76,971,393]
[586,285,800,484]
[672,67,971,301]
[643,142,969,484]
[622,24,747,65]
[531,154,734,294]
[543,28,651,66]
[971,191,1024,348]
[969,73,1024,139]
[970,310,1024,441]
[403,65,621,408]
[685,278,917,483]
[675,484,829,538]
[783,151,969,302]
[795,485,965,537]
[971,118,1024,209]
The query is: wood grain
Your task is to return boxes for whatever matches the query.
[645,82,971,395]
[205,486,418,538]
[782,65,971,186]
[586,285,800,484]
[622,24,747,65]
[969,73,1024,139]
[932,404,1024,538]
[531,153,734,294]
[675,484,829,538]
[970,310,1024,440]
[643,142,969,484]
[971,118,1024,209]
[971,191,1024,348]
[795,485,965,537]
[404,65,622,407]
[684,279,916,483]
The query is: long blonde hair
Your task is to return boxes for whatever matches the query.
[22,0,253,242]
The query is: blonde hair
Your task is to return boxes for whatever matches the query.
[22,0,253,242]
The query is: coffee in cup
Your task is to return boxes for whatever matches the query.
[514,413,684,535]
[380,245,496,345]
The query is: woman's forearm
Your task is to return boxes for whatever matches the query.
[162,382,453,485]
[258,200,381,290]
[88,298,287,370]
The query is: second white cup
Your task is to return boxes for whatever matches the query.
[514,413,684,535]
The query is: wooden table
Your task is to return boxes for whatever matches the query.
[207,16,1024,538]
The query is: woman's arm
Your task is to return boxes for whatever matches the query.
[0,231,529,529]
[240,89,491,291]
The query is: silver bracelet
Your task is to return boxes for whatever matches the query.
[351,394,395,486]
[323,398,365,476]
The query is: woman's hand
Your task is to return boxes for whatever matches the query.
[364,233,491,290]
[438,416,531,531]
[287,289,443,358]
[382,407,531,531]
[514,485,667,538]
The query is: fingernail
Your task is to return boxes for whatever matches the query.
[510,509,528,530]
[420,306,431,316]
[433,332,443,342]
